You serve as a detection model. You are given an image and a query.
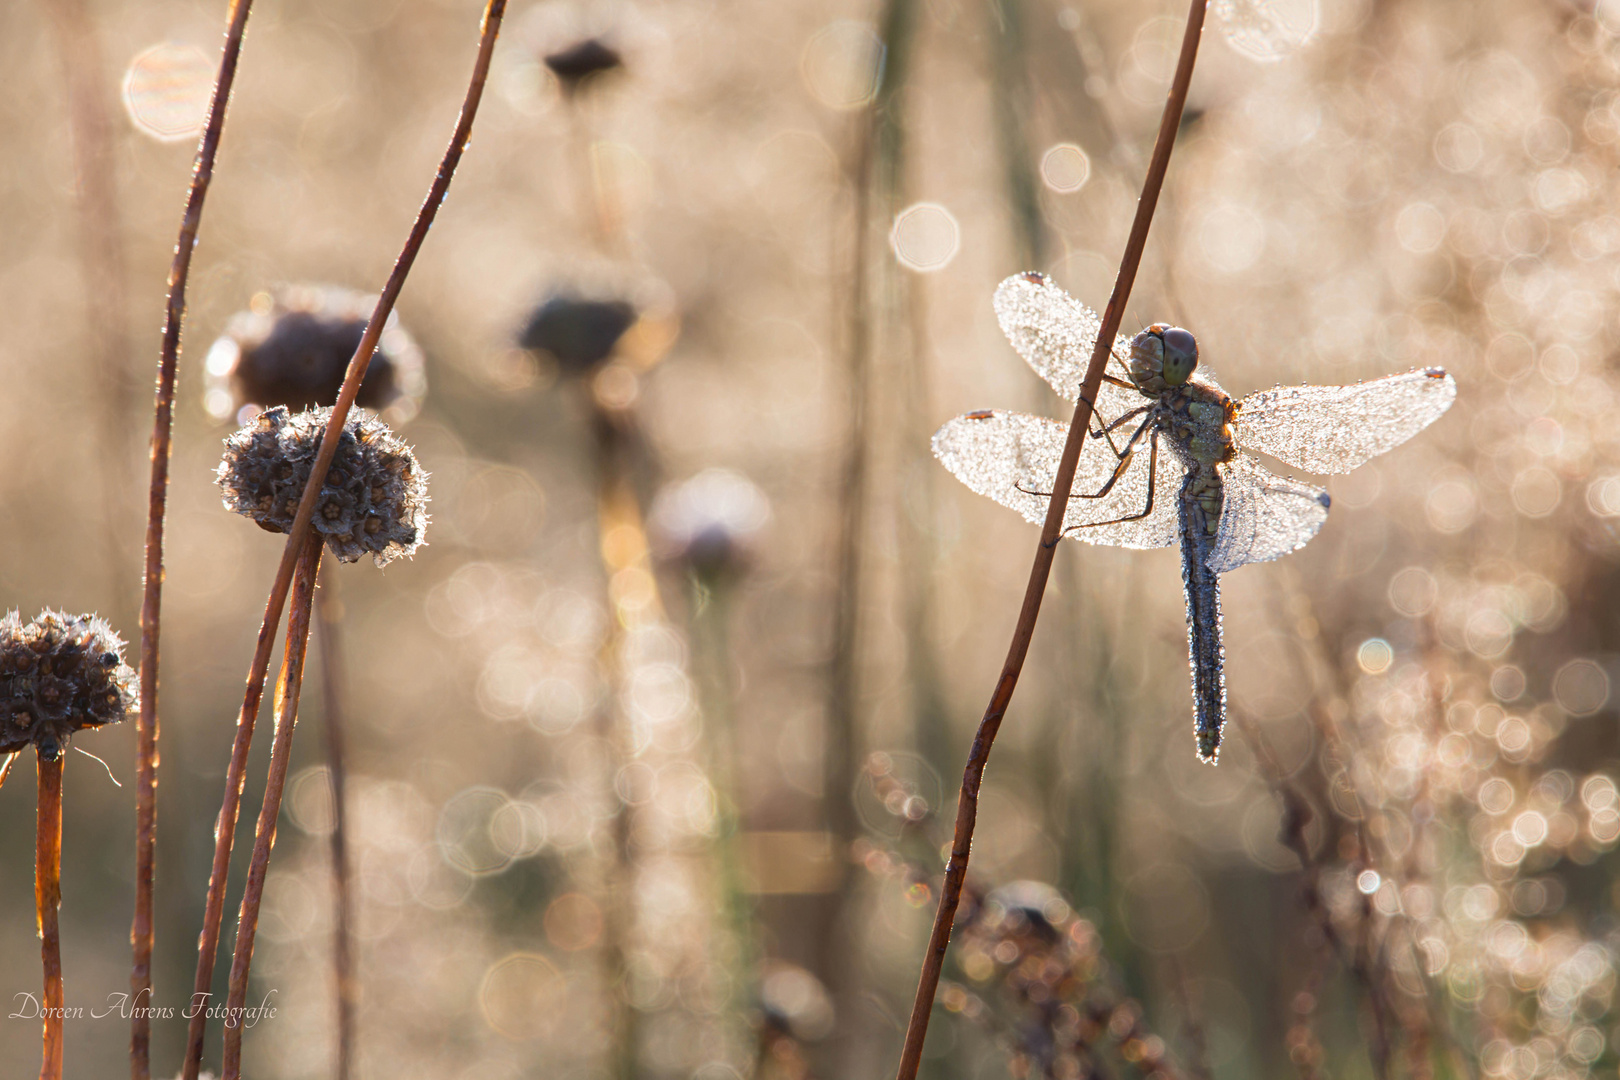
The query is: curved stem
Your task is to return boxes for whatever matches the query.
[37,754,65,1080]
[181,3,506,1074]
[221,536,321,1079]
[890,4,1209,1077]
[134,2,255,1076]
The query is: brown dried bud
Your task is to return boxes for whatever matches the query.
[0,611,138,762]
[518,292,637,376]
[543,38,623,94]
[215,406,429,567]
[205,285,426,425]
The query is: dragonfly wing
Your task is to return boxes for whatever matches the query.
[1208,454,1331,573]
[993,272,1140,414]
[932,409,1180,550]
[1235,367,1457,475]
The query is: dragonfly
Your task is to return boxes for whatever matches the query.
[933,272,1457,763]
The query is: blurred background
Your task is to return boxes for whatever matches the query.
[1,0,1619,1077]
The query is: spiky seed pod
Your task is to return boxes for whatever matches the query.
[0,611,138,761]
[518,293,637,376]
[543,38,623,94]
[215,406,429,567]
[204,284,426,424]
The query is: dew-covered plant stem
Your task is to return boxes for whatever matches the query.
[221,535,321,1080]
[133,4,255,1075]
[891,3,1209,1076]
[37,754,65,1080]
[181,3,506,1075]
[315,572,358,1080]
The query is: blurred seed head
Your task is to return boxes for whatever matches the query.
[205,285,426,426]
[216,406,429,567]
[0,610,137,761]
[649,469,770,582]
[543,38,623,96]
[756,961,834,1042]
[518,291,639,377]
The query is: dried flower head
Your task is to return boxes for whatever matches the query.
[215,406,429,567]
[543,38,623,94]
[204,284,426,425]
[518,292,637,376]
[0,611,138,762]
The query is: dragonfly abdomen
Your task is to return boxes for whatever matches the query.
[1179,471,1226,763]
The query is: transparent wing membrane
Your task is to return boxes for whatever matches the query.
[1208,454,1331,573]
[1235,367,1458,475]
[993,273,1140,414]
[932,409,1180,550]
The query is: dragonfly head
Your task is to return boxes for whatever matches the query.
[1127,324,1199,391]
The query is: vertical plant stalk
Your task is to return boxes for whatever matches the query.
[37,755,65,1080]
[686,576,758,1042]
[133,4,255,1076]
[891,4,1208,1077]
[586,396,650,1080]
[38,0,137,603]
[0,751,18,792]
[181,2,507,1075]
[315,572,358,1080]
[221,536,322,1080]
[817,2,916,1058]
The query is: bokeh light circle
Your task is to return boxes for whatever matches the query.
[1040,143,1092,193]
[889,203,960,272]
[122,43,214,142]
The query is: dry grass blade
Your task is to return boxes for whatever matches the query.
[0,751,17,793]
[181,3,507,1075]
[37,755,65,1080]
[891,2,1210,1077]
[221,536,321,1080]
[132,3,255,1076]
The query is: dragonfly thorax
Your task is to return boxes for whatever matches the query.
[1127,323,1199,394]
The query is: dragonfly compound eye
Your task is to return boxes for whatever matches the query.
[1160,327,1198,385]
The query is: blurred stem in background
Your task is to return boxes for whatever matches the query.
[37,0,136,610]
[685,567,760,1051]
[585,385,658,1080]
[820,0,916,1069]
[315,571,358,1080]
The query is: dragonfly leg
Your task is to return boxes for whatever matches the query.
[1060,427,1160,535]
[1075,412,1156,501]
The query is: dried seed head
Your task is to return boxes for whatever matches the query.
[543,38,623,94]
[649,469,770,582]
[204,285,426,425]
[0,610,138,761]
[215,406,429,567]
[518,292,638,376]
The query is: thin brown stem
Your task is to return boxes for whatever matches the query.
[221,536,322,1080]
[134,3,255,1076]
[891,4,1208,1077]
[180,3,507,1075]
[37,754,65,1080]
[132,2,252,1075]
[315,572,357,1080]
[0,751,18,793]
